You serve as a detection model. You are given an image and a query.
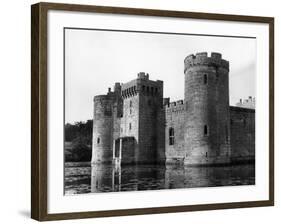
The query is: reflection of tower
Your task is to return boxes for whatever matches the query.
[184,52,231,165]
[120,72,163,164]
[164,165,214,188]
[91,164,106,192]
[91,164,123,192]
[111,164,122,191]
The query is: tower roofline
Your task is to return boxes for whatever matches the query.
[120,73,163,99]
[121,73,163,88]
[184,52,229,72]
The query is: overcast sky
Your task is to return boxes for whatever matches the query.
[65,29,256,124]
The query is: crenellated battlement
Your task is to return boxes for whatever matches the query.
[165,100,186,114]
[121,73,163,99]
[137,72,149,80]
[166,100,184,107]
[121,85,138,98]
[184,52,229,72]
[94,94,114,101]
[92,51,255,167]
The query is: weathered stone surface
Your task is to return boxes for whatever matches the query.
[230,106,255,163]
[91,94,115,164]
[165,101,186,164]
[91,53,255,166]
[121,74,163,164]
[183,53,230,165]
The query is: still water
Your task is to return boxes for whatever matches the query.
[64,162,255,195]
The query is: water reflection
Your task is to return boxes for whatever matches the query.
[64,162,255,195]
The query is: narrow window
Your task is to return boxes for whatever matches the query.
[225,125,228,141]
[142,85,145,92]
[97,137,100,144]
[130,109,132,114]
[204,74,208,84]
[130,100,132,107]
[243,118,247,127]
[169,128,175,145]
[205,152,208,157]
[204,125,208,136]
[129,123,132,130]
[148,100,151,106]
[104,104,112,116]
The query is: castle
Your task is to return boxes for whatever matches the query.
[91,52,255,166]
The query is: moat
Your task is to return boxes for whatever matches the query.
[64,162,255,195]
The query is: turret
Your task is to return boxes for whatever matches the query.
[91,83,122,164]
[184,52,231,165]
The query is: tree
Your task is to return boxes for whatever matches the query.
[64,120,93,162]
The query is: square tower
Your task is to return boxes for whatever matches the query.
[120,72,163,164]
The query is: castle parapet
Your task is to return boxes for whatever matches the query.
[121,85,138,98]
[235,96,256,109]
[184,52,229,72]
[163,97,170,106]
[114,82,121,92]
[137,72,149,80]
[94,94,113,101]
[165,99,185,114]
[121,73,163,99]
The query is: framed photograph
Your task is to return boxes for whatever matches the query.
[31,2,274,221]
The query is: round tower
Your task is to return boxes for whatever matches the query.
[91,95,114,164]
[184,52,230,165]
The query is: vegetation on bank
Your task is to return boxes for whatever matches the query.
[65,120,93,162]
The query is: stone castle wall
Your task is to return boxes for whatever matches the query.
[183,52,230,165]
[138,79,163,164]
[91,94,115,164]
[164,100,186,164]
[91,52,255,166]
[230,106,255,163]
[91,83,123,165]
[120,79,140,164]
[119,137,136,164]
[120,73,163,164]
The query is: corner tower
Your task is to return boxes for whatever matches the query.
[91,84,122,164]
[184,52,231,165]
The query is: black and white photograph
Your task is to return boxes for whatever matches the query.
[64,28,256,195]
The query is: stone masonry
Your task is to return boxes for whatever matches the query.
[91,52,255,166]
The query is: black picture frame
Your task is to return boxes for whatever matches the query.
[31,2,274,221]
